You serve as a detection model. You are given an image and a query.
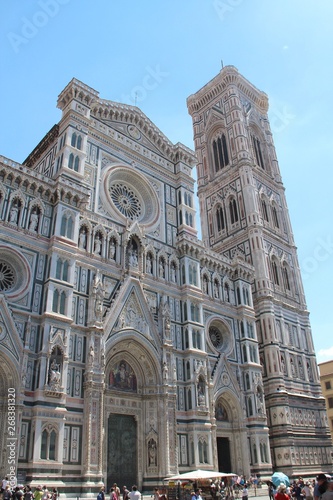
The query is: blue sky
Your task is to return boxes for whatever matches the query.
[1,0,332,363]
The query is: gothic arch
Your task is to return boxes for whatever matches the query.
[79,218,92,232]
[281,259,293,293]
[0,354,21,478]
[213,201,226,234]
[93,224,107,239]
[0,183,5,219]
[157,249,168,279]
[105,339,162,392]
[248,121,271,173]
[201,268,210,295]
[214,387,244,426]
[259,192,270,223]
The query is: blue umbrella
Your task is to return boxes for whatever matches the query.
[271,472,290,488]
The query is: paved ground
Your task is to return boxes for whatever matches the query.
[63,487,271,500]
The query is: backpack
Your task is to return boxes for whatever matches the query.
[97,492,104,500]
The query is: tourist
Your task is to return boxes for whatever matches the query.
[128,486,141,500]
[1,477,8,493]
[321,480,333,500]
[34,486,43,500]
[97,486,105,500]
[274,484,289,500]
[302,481,313,500]
[113,484,120,500]
[3,486,12,500]
[109,488,117,500]
[122,486,129,500]
[242,485,249,500]
[314,474,329,500]
[24,486,34,500]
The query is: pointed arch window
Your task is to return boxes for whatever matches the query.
[68,153,80,172]
[236,287,242,305]
[272,206,279,228]
[229,198,239,224]
[183,302,187,321]
[282,265,291,291]
[213,133,229,172]
[216,205,225,232]
[248,396,253,416]
[184,328,189,349]
[189,263,197,285]
[52,289,66,315]
[198,439,208,464]
[184,192,192,207]
[71,132,83,150]
[271,259,280,286]
[76,135,82,150]
[41,428,57,460]
[261,199,269,222]
[60,213,74,239]
[187,388,192,410]
[224,283,230,302]
[186,361,191,380]
[56,259,69,282]
[192,329,201,349]
[251,135,264,169]
[242,344,248,362]
[190,303,200,322]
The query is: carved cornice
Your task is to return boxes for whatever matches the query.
[187,65,269,115]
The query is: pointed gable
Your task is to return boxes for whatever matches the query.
[0,294,23,367]
[104,277,160,351]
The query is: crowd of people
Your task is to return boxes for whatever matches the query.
[98,484,144,500]
[0,481,58,500]
[2,474,332,500]
[268,474,333,500]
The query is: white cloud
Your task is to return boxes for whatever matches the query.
[316,346,333,363]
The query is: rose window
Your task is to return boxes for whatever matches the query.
[0,261,16,291]
[0,247,31,299]
[101,166,160,230]
[109,182,142,220]
[209,326,223,349]
[208,321,233,355]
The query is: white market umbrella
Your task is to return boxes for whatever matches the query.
[165,470,237,481]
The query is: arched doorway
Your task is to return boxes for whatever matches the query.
[104,339,164,491]
[214,393,249,476]
[0,356,21,479]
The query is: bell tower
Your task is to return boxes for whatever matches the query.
[187,66,333,475]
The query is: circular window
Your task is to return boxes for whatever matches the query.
[0,261,16,291]
[101,166,160,230]
[109,182,142,220]
[208,321,233,355]
[209,326,223,349]
[0,246,31,299]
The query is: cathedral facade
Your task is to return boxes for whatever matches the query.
[0,67,332,494]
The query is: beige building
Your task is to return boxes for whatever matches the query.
[319,360,333,444]
[0,67,332,495]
